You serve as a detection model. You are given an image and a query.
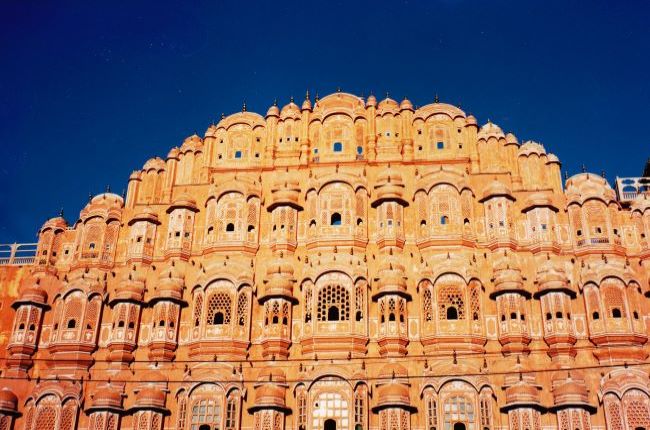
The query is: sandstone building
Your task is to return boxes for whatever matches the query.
[0,91,650,430]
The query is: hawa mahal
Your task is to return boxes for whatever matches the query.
[0,91,649,430]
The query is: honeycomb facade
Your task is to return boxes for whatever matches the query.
[1,91,650,430]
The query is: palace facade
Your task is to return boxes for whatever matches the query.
[1,91,650,430]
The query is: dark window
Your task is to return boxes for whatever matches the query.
[556,311,563,319]
[118,321,125,328]
[331,213,342,226]
[592,311,600,320]
[357,146,363,154]
[328,306,340,321]
[247,225,255,232]
[510,312,517,320]
[325,419,337,430]
[214,312,225,325]
[67,319,76,329]
[634,311,639,320]
[226,223,235,232]
[333,142,343,152]
[389,313,396,322]
[18,323,25,330]
[128,322,135,329]
[546,312,552,320]
[356,310,362,322]
[437,141,444,149]
[235,150,242,158]
[159,320,165,327]
[441,215,449,225]
[446,306,458,320]
[612,308,622,318]
[454,423,466,430]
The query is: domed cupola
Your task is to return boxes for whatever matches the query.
[378,96,399,113]
[502,373,544,412]
[266,99,280,118]
[550,372,595,412]
[249,369,290,430]
[372,166,409,208]
[466,114,478,127]
[111,267,146,305]
[518,140,547,157]
[373,363,415,430]
[0,388,19,427]
[268,176,302,212]
[565,172,617,205]
[480,179,515,203]
[490,252,532,354]
[373,252,409,300]
[477,120,505,140]
[151,261,186,304]
[280,97,300,118]
[259,255,296,359]
[533,258,575,298]
[86,383,125,414]
[505,132,519,146]
[399,97,414,112]
[180,134,204,153]
[301,91,312,111]
[366,93,377,108]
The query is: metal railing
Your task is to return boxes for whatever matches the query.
[0,243,38,266]
[616,176,650,202]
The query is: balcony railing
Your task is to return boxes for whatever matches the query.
[616,177,650,202]
[0,243,37,266]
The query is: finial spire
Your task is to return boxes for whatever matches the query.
[434,93,439,103]
[315,92,319,102]
[336,86,341,93]
[106,184,111,193]
[59,208,64,217]
[305,89,310,100]
[290,95,294,103]
[242,101,247,112]
[581,164,586,173]
[601,170,606,178]
[385,91,390,99]
[221,112,225,119]
[564,170,569,180]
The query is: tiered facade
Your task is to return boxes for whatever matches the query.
[1,91,650,430]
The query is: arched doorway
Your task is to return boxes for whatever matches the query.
[453,423,466,430]
[324,418,337,430]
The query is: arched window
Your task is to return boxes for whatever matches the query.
[356,146,363,154]
[226,223,235,232]
[592,311,600,320]
[454,423,466,430]
[317,285,350,322]
[612,308,622,318]
[441,215,449,225]
[331,212,342,226]
[67,319,76,329]
[333,142,343,152]
[447,306,458,320]
[213,312,224,325]
[325,418,337,430]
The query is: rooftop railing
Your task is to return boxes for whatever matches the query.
[0,243,37,266]
[616,177,650,202]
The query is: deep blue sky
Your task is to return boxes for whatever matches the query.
[1,1,649,243]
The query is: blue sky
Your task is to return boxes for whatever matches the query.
[1,0,649,242]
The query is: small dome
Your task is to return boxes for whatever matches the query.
[87,384,123,412]
[301,94,312,111]
[266,102,280,117]
[519,141,547,156]
[111,268,146,304]
[373,382,413,411]
[261,257,296,303]
[167,194,198,213]
[551,372,593,411]
[477,121,505,140]
[373,255,409,300]
[505,133,518,146]
[399,98,413,111]
[268,176,302,211]
[167,147,180,159]
[546,153,560,164]
[479,180,514,202]
[504,380,542,409]
[134,387,167,410]
[0,388,18,414]
[490,260,528,298]
[13,285,49,309]
[128,207,160,226]
[565,173,616,205]
[180,134,203,153]
[142,157,166,172]
[129,170,142,181]
[40,216,68,232]
[521,193,558,213]
[89,193,124,207]
[378,97,399,111]
[152,263,185,304]
[372,166,408,208]
[534,259,575,297]
[280,99,300,116]
[366,94,377,107]
[466,114,477,126]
